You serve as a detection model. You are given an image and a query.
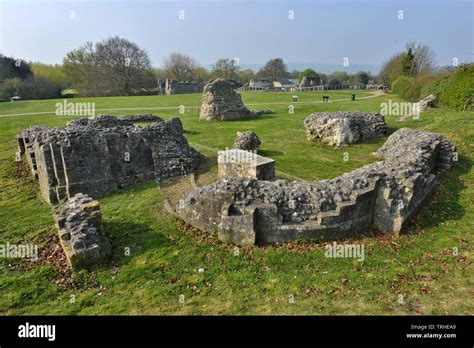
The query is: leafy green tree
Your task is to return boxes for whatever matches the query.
[441,64,474,110]
[349,71,369,85]
[378,52,405,86]
[401,47,415,76]
[298,68,319,82]
[193,67,210,82]
[0,78,22,101]
[257,58,289,80]
[238,69,255,83]
[0,55,33,82]
[211,58,240,79]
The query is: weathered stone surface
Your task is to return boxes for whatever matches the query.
[418,94,437,112]
[218,149,275,180]
[18,115,203,204]
[304,112,388,146]
[234,131,261,152]
[53,193,110,269]
[199,79,272,121]
[176,128,456,245]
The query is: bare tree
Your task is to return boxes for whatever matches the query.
[211,58,240,79]
[95,36,155,95]
[407,42,436,76]
[64,37,155,96]
[162,52,198,81]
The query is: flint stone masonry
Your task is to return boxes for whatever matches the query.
[218,149,275,181]
[304,112,388,146]
[234,131,261,152]
[199,79,273,121]
[18,115,203,204]
[176,128,456,245]
[53,193,110,269]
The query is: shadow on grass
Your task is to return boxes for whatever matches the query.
[405,153,472,233]
[103,220,172,268]
[225,114,278,122]
[259,149,285,157]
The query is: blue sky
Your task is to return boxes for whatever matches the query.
[0,0,472,72]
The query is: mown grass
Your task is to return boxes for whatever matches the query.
[0,90,472,315]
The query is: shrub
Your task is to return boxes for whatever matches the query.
[391,76,421,102]
[0,78,22,101]
[419,74,450,105]
[19,76,62,100]
[440,64,474,110]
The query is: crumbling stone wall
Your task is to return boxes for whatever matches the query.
[161,79,204,95]
[176,128,456,245]
[199,79,272,121]
[18,115,203,204]
[53,193,110,269]
[304,112,388,146]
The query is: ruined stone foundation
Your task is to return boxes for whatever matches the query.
[304,111,388,146]
[176,128,455,245]
[17,115,203,204]
[53,193,110,269]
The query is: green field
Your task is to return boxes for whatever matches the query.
[0,90,472,315]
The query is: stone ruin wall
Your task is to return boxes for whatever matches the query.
[159,79,204,95]
[18,115,203,205]
[304,112,388,146]
[176,128,456,245]
[53,193,110,269]
[199,79,272,121]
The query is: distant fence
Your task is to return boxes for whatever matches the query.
[238,84,383,92]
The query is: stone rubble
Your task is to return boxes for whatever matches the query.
[304,111,388,146]
[418,94,437,112]
[53,193,110,269]
[233,131,261,152]
[176,128,456,245]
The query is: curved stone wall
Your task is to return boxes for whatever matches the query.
[176,128,456,245]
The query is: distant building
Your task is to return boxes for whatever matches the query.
[249,78,274,89]
[366,80,382,90]
[299,76,323,88]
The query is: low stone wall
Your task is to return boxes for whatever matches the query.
[162,79,204,95]
[18,115,203,204]
[176,128,456,245]
[304,112,388,146]
[53,193,110,269]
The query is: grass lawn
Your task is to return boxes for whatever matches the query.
[0,90,472,315]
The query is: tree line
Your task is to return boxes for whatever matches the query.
[378,42,473,109]
[1,36,472,109]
